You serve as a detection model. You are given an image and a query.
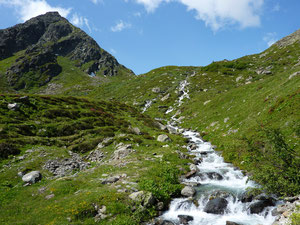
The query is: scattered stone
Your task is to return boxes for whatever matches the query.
[224,117,230,123]
[101,176,120,184]
[181,186,196,197]
[85,150,104,162]
[22,171,42,184]
[129,191,156,207]
[157,134,171,142]
[45,194,55,200]
[112,143,133,160]
[204,197,228,214]
[289,71,300,80]
[161,93,170,101]
[166,125,178,134]
[7,103,20,111]
[152,87,161,93]
[204,100,211,105]
[178,215,193,225]
[155,122,167,131]
[132,127,142,135]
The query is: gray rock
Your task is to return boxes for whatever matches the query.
[226,221,243,225]
[152,87,161,93]
[161,93,170,101]
[166,125,178,134]
[45,194,55,200]
[112,144,133,160]
[101,176,119,184]
[178,215,193,225]
[22,171,42,184]
[129,191,156,207]
[204,197,228,214]
[157,134,171,142]
[249,199,275,214]
[131,127,142,135]
[155,122,167,131]
[44,153,89,177]
[85,150,104,162]
[7,103,20,111]
[181,186,196,197]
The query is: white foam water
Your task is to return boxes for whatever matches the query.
[161,130,277,225]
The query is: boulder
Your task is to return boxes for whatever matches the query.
[204,197,228,214]
[7,103,20,111]
[157,134,171,142]
[181,186,196,197]
[101,176,119,184]
[85,150,104,162]
[22,171,42,184]
[155,122,167,131]
[249,199,275,214]
[184,170,197,179]
[112,144,133,160]
[166,125,178,134]
[161,93,170,101]
[178,215,193,225]
[129,191,156,207]
[226,221,243,225]
[199,172,223,181]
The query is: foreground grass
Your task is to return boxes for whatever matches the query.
[0,94,190,224]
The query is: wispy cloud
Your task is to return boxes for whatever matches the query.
[263,32,277,47]
[132,0,264,31]
[111,20,132,32]
[0,0,71,22]
[71,13,92,33]
[110,48,117,55]
[90,0,103,4]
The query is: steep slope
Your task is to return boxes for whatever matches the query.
[0,12,133,92]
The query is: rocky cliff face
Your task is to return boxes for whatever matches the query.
[0,12,133,90]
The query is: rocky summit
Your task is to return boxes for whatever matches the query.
[0,12,133,91]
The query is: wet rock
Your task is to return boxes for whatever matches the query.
[204,197,228,214]
[153,219,175,225]
[178,215,193,225]
[189,164,199,172]
[156,202,164,211]
[226,221,243,225]
[181,186,196,197]
[241,190,254,203]
[157,134,171,142]
[166,125,178,134]
[249,199,275,214]
[184,170,197,179]
[22,171,42,184]
[199,172,223,180]
[210,190,233,200]
[129,191,156,207]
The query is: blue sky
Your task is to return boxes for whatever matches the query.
[0,0,299,74]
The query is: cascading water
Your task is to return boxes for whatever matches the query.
[160,129,278,225]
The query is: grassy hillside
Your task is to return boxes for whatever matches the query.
[87,42,300,196]
[0,94,190,224]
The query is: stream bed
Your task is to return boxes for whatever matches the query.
[159,129,278,225]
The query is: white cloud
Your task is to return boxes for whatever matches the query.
[0,0,71,22]
[111,20,132,32]
[135,0,167,12]
[71,13,92,33]
[263,32,277,47]
[132,0,264,31]
[90,0,103,4]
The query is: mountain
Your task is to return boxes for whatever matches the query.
[0,13,299,225]
[0,12,134,92]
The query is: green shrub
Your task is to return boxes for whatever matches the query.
[0,142,20,159]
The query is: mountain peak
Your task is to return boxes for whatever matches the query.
[0,12,133,91]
